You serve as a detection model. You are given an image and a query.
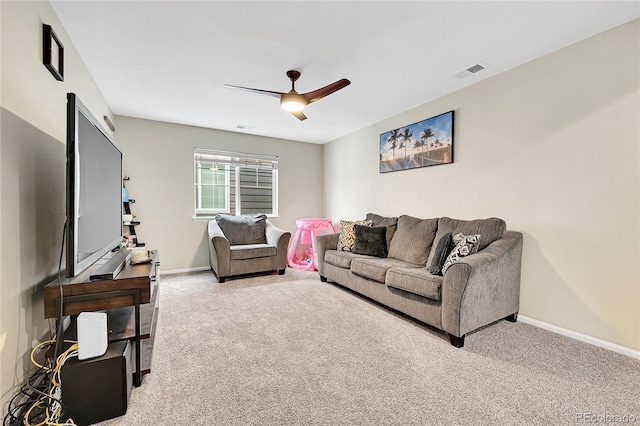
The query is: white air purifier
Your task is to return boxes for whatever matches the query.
[77,312,108,360]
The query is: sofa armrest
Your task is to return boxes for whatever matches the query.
[208,220,231,277]
[441,231,523,338]
[265,220,291,271]
[315,232,340,277]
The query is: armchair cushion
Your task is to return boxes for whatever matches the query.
[215,213,267,245]
[230,244,277,260]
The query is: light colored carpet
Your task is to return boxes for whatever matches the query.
[96,269,639,425]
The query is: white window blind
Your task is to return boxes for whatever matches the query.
[194,148,278,218]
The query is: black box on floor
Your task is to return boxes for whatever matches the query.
[61,340,132,425]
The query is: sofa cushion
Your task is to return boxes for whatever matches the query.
[365,213,398,247]
[388,215,438,265]
[428,232,454,276]
[216,213,267,245]
[337,219,373,251]
[427,217,506,266]
[386,268,443,301]
[351,257,420,283]
[442,233,481,274]
[353,225,388,258]
[324,250,370,269]
[229,244,277,260]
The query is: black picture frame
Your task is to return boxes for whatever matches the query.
[379,110,454,173]
[43,24,64,81]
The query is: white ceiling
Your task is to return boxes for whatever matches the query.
[50,1,639,144]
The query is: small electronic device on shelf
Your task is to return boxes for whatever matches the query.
[123,176,145,247]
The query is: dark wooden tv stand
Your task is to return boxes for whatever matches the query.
[43,250,160,387]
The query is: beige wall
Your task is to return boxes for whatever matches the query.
[113,116,324,272]
[324,20,639,351]
[0,0,113,409]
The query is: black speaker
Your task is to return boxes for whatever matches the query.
[61,340,132,425]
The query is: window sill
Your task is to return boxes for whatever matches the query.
[192,215,280,222]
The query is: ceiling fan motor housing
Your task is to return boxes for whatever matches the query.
[286,70,301,82]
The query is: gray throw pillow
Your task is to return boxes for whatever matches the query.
[365,213,398,247]
[215,214,267,245]
[353,225,388,258]
[428,232,453,275]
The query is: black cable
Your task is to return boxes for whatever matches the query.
[2,367,49,426]
[3,389,29,425]
[3,223,70,426]
[53,221,67,358]
[2,360,70,426]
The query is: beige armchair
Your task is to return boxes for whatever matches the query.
[208,215,291,283]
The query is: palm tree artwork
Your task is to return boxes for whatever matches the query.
[413,139,424,166]
[420,127,434,165]
[379,110,453,173]
[400,128,413,160]
[387,129,400,160]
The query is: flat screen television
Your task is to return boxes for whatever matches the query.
[66,93,124,278]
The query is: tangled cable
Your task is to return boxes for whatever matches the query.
[4,339,79,426]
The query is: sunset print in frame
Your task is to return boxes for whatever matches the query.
[380,110,454,173]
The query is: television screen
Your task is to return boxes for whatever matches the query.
[66,93,123,278]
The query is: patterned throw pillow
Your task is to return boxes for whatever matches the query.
[337,220,373,251]
[442,233,481,274]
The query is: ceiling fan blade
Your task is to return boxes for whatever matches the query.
[224,84,283,99]
[291,111,307,121]
[302,79,351,104]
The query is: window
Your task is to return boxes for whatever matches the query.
[194,148,278,218]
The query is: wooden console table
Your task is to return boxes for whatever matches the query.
[43,250,160,387]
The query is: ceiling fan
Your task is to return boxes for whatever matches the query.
[225,70,350,121]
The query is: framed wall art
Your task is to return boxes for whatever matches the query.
[379,110,454,173]
[43,24,64,81]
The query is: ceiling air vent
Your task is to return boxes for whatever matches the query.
[454,62,490,79]
[236,124,255,130]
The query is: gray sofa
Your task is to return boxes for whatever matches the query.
[315,213,523,347]
[208,214,291,283]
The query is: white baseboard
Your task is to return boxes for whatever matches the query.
[518,315,640,360]
[160,266,210,276]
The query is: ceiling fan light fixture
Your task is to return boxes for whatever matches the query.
[280,93,307,112]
